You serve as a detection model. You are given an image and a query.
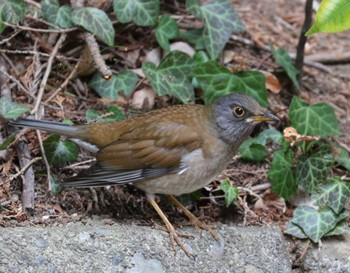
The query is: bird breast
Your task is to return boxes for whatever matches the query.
[134,140,234,195]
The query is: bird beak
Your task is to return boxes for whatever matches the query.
[249,112,279,123]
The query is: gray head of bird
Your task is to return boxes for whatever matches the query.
[212,93,279,145]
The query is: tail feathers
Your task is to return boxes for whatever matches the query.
[9,118,83,138]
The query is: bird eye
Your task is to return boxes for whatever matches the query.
[233,106,245,117]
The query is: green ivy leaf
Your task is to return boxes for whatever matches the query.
[43,134,78,167]
[155,15,179,51]
[186,0,244,60]
[86,106,125,123]
[296,145,334,193]
[179,28,206,50]
[0,135,16,150]
[220,179,238,207]
[72,7,115,46]
[41,0,59,25]
[0,0,25,25]
[239,139,267,162]
[89,71,138,99]
[306,0,350,35]
[290,206,349,243]
[42,0,74,28]
[285,221,308,239]
[192,61,268,106]
[256,129,283,145]
[50,174,63,194]
[0,11,4,33]
[0,98,29,119]
[335,146,350,171]
[288,96,340,137]
[85,109,100,122]
[142,51,196,103]
[113,0,159,26]
[56,6,74,28]
[268,149,298,200]
[312,177,350,214]
[325,219,350,237]
[270,46,298,87]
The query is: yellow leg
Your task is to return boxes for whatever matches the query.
[165,194,219,240]
[147,195,192,257]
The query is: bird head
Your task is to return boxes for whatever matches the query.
[212,93,279,145]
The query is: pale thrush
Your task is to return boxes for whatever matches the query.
[9,93,279,256]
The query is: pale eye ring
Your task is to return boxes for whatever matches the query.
[233,106,245,117]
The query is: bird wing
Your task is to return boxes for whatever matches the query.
[64,121,203,187]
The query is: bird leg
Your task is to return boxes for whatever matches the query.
[165,194,219,240]
[146,194,192,257]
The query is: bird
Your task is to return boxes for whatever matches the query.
[9,93,279,256]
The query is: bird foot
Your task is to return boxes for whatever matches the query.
[166,222,193,257]
[154,222,194,239]
[189,217,219,240]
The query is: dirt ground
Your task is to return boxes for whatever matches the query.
[0,0,349,270]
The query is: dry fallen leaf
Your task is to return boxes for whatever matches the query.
[258,70,282,94]
[131,87,156,110]
[254,190,286,213]
[170,42,195,57]
[283,127,320,146]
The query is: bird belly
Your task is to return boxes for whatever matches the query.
[135,146,233,195]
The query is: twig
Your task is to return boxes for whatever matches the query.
[44,59,81,103]
[84,33,112,79]
[0,49,79,62]
[35,130,52,191]
[70,0,112,79]
[0,30,23,46]
[4,22,77,33]
[0,66,34,98]
[63,159,96,170]
[31,33,67,115]
[238,187,262,200]
[10,157,42,181]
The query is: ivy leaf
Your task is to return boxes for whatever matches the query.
[220,179,238,207]
[307,0,350,35]
[50,174,63,195]
[56,6,74,28]
[239,138,267,162]
[142,51,196,103]
[325,219,350,237]
[335,146,350,171]
[43,134,78,167]
[0,135,16,150]
[312,177,350,214]
[180,28,206,50]
[270,46,299,87]
[85,109,100,122]
[0,98,29,119]
[86,106,125,123]
[155,15,179,51]
[41,0,60,25]
[268,149,298,200]
[296,145,334,193]
[0,0,25,25]
[290,206,349,243]
[288,96,340,137]
[256,129,283,145]
[113,0,159,26]
[72,7,115,46]
[89,71,138,100]
[192,61,268,106]
[42,0,74,28]
[186,0,244,60]
[285,221,308,239]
